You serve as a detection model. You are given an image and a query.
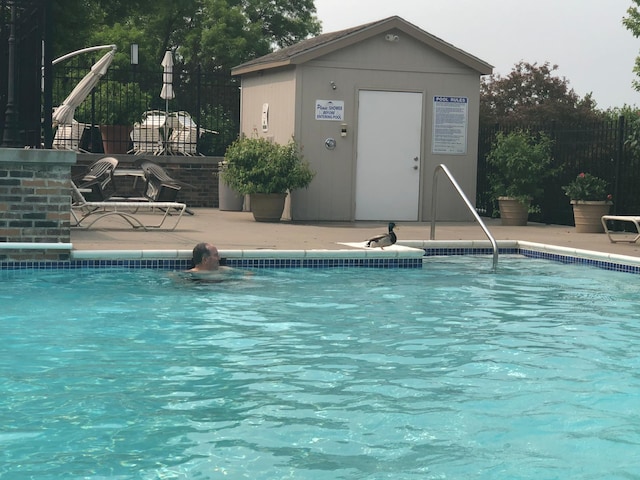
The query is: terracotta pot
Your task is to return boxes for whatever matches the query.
[498,197,530,226]
[100,125,132,154]
[250,193,287,222]
[571,200,612,233]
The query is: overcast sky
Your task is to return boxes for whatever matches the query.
[314,0,639,109]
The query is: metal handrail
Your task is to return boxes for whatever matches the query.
[430,164,498,269]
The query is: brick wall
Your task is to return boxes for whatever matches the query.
[75,154,222,207]
[0,148,76,261]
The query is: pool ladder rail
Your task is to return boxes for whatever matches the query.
[430,164,498,269]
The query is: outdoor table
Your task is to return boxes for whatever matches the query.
[113,168,146,197]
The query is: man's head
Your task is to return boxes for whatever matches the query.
[192,242,220,270]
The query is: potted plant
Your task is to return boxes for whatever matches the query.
[562,172,612,233]
[77,80,149,154]
[222,136,315,221]
[486,129,554,225]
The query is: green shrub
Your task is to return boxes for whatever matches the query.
[486,129,555,210]
[222,136,315,195]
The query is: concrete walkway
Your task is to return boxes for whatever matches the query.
[69,208,640,258]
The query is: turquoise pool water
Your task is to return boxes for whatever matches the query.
[1,256,639,479]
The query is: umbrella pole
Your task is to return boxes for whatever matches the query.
[164,98,168,156]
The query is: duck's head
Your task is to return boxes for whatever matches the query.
[388,222,396,232]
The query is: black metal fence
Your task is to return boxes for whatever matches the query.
[0,0,240,155]
[477,116,640,225]
[50,60,240,156]
[0,0,48,148]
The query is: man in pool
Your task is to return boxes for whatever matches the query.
[187,242,225,272]
[185,242,251,283]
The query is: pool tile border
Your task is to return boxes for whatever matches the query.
[516,240,640,274]
[0,257,425,271]
[1,240,640,273]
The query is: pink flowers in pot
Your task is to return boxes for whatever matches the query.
[562,172,612,202]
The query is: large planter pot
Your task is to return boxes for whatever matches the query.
[219,179,244,211]
[498,196,530,226]
[571,200,612,233]
[218,163,244,211]
[250,193,287,222]
[100,125,132,154]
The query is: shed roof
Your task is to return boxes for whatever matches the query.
[232,16,493,76]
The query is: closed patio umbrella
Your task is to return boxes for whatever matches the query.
[52,47,116,126]
[160,50,175,103]
[160,50,175,155]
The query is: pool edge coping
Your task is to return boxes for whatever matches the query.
[3,240,640,272]
[68,240,640,267]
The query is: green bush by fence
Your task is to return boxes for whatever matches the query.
[477,116,639,225]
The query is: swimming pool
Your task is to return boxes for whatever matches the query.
[2,256,639,478]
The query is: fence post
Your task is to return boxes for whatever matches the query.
[614,115,625,215]
[196,64,202,144]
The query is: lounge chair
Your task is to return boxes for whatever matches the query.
[53,120,89,152]
[71,158,187,230]
[167,111,217,156]
[74,157,119,201]
[135,160,196,215]
[601,215,640,243]
[129,110,167,155]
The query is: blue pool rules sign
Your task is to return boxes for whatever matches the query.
[432,96,468,155]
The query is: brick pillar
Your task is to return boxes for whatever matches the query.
[0,148,76,261]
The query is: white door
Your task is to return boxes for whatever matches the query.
[355,90,422,221]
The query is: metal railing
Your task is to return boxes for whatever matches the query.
[431,164,498,269]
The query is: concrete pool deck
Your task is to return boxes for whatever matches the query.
[69,208,640,259]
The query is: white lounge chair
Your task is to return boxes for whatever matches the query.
[71,157,187,230]
[167,111,217,156]
[601,215,640,243]
[129,110,168,155]
[53,120,89,152]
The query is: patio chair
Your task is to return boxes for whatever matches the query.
[73,157,119,201]
[167,111,218,156]
[129,110,167,155]
[601,215,640,243]
[71,157,187,230]
[71,183,187,230]
[135,159,193,200]
[53,120,89,152]
[136,160,195,215]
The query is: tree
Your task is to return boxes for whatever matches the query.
[480,61,602,126]
[623,0,640,91]
[51,0,321,74]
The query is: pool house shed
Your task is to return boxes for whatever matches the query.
[232,16,493,222]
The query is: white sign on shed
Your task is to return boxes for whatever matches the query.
[315,100,344,121]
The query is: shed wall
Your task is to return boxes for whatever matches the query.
[238,69,296,142]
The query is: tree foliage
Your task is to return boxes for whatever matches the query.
[480,61,602,126]
[51,0,321,73]
[623,0,640,91]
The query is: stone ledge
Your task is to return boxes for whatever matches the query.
[0,148,76,165]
